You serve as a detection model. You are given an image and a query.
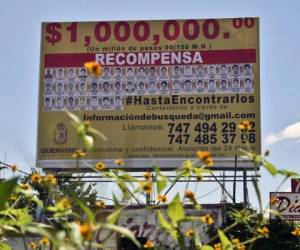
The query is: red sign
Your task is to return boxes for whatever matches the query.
[291,179,300,192]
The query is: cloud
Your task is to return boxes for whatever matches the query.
[265,122,300,146]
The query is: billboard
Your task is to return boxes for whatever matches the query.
[291,179,300,192]
[270,192,300,220]
[37,18,260,170]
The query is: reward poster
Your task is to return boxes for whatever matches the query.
[37,18,260,170]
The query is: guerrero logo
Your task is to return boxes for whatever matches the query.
[54,122,67,144]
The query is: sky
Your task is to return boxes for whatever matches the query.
[0,0,300,208]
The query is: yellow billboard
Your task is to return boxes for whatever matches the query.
[37,18,260,170]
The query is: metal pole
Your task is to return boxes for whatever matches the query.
[243,170,248,207]
[233,155,237,203]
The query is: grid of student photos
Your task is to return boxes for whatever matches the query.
[43,64,254,111]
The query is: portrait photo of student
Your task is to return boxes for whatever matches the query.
[66,82,76,95]
[78,96,87,110]
[137,81,146,94]
[56,68,65,78]
[219,79,229,93]
[207,65,216,76]
[159,66,168,79]
[114,96,123,110]
[243,78,253,93]
[44,97,52,111]
[147,81,157,94]
[101,96,112,109]
[172,80,181,94]
[231,64,240,75]
[148,66,157,79]
[183,65,193,77]
[45,68,53,79]
[196,80,205,93]
[55,82,64,95]
[101,82,111,95]
[114,67,122,78]
[78,82,87,95]
[195,65,205,77]
[126,67,135,78]
[243,64,253,76]
[55,96,64,110]
[219,65,228,77]
[90,81,99,95]
[102,67,111,79]
[113,81,122,94]
[172,65,181,78]
[68,68,76,78]
[79,68,88,81]
[44,82,53,95]
[125,81,135,95]
[67,96,76,110]
[183,80,193,93]
[231,78,241,93]
[90,96,99,110]
[207,79,217,93]
[137,67,146,78]
[159,80,169,94]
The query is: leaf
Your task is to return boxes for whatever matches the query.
[277,169,299,177]
[102,224,140,248]
[155,166,167,194]
[107,208,123,224]
[201,246,214,250]
[263,160,277,176]
[0,243,13,250]
[67,112,81,125]
[167,194,185,227]
[87,127,108,142]
[252,177,262,213]
[0,178,18,210]
[83,134,94,151]
[217,229,233,250]
[157,211,172,230]
[157,211,177,240]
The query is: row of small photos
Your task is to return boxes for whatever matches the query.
[44,96,123,111]
[44,64,254,81]
[44,78,254,97]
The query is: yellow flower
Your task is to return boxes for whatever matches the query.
[11,164,18,172]
[31,173,42,183]
[196,151,214,166]
[232,238,240,244]
[200,214,214,225]
[292,228,300,236]
[84,61,102,77]
[95,200,106,208]
[144,171,152,180]
[80,223,93,241]
[238,120,252,131]
[95,162,106,171]
[143,239,154,249]
[57,198,71,210]
[40,237,50,245]
[214,243,222,250]
[9,194,17,201]
[270,196,278,205]
[140,181,152,194]
[19,183,31,191]
[72,149,86,158]
[257,226,269,238]
[185,228,194,237]
[185,190,195,199]
[28,242,38,249]
[114,158,124,166]
[157,194,167,203]
[45,174,57,185]
[237,244,246,250]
